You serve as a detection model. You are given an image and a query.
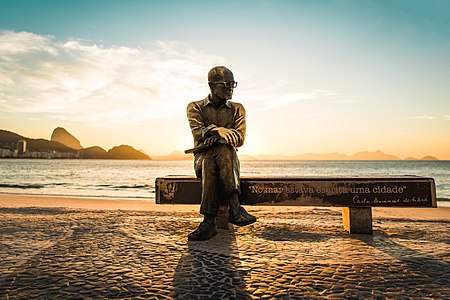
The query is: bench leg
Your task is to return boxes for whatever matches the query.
[216,204,229,230]
[342,207,373,234]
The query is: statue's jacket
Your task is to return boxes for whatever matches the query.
[186,95,246,207]
[187,95,246,149]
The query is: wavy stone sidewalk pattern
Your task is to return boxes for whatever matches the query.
[0,207,449,299]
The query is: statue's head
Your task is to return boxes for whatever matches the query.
[208,66,237,100]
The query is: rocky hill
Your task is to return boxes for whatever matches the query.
[78,145,151,159]
[51,127,83,150]
[106,145,151,160]
[420,156,438,161]
[79,146,108,159]
[0,128,151,160]
[0,129,77,153]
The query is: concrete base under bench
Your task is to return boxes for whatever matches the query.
[342,207,373,234]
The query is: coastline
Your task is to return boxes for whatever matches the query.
[0,194,197,212]
[0,193,449,220]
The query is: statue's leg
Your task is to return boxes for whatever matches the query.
[199,158,220,217]
[215,144,240,196]
[214,144,256,226]
[187,155,219,241]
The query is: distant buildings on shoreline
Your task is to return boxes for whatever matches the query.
[0,140,78,159]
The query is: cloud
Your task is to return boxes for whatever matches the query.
[0,31,222,127]
[407,115,436,120]
[444,115,450,120]
[260,90,328,110]
[238,80,336,110]
[0,30,339,127]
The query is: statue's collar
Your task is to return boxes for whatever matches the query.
[203,95,231,109]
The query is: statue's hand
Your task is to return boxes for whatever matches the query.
[204,136,220,146]
[227,131,240,147]
[216,127,240,147]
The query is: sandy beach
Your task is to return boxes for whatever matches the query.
[1,193,449,219]
[0,194,199,212]
[1,193,449,298]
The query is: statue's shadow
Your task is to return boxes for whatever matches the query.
[172,227,250,299]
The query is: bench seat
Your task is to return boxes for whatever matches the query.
[155,176,436,234]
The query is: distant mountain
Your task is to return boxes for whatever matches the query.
[51,127,83,150]
[152,150,191,161]
[404,156,418,160]
[421,156,438,161]
[0,129,151,160]
[294,152,350,160]
[157,150,439,161]
[79,146,107,159]
[78,145,151,159]
[0,130,23,144]
[404,156,439,161]
[251,150,419,161]
[106,145,151,160]
[0,129,77,153]
[350,150,400,160]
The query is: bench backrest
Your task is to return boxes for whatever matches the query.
[155,176,436,207]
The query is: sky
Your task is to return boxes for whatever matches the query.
[0,0,449,159]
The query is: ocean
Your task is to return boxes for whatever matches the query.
[1,159,449,204]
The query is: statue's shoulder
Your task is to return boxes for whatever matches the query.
[187,98,204,109]
[228,101,245,110]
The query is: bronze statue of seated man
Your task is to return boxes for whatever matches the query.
[186,66,256,241]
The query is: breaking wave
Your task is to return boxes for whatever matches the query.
[0,183,45,189]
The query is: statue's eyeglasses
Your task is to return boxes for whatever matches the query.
[215,81,238,89]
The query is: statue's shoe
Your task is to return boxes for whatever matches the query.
[188,221,217,241]
[229,205,257,226]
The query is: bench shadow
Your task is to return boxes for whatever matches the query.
[172,227,251,299]
[356,230,450,288]
[257,227,334,243]
[376,218,450,245]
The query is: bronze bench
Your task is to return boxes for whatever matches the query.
[155,176,437,234]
